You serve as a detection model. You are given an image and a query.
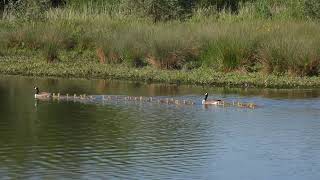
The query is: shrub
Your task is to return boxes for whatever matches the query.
[254,0,272,18]
[4,0,50,22]
[305,0,320,20]
[122,0,193,22]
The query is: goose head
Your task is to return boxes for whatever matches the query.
[34,87,39,94]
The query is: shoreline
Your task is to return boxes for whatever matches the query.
[1,57,320,89]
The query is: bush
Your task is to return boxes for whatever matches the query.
[253,0,272,18]
[305,0,320,20]
[122,0,212,22]
[4,0,50,21]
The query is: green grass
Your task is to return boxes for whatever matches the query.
[1,56,320,88]
[1,17,320,75]
[0,5,320,87]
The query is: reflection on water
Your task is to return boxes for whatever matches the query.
[0,75,320,180]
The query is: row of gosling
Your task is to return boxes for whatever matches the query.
[51,93,93,100]
[115,96,196,105]
[50,93,196,105]
[49,93,257,109]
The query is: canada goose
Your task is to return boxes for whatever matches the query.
[202,92,222,105]
[34,87,52,99]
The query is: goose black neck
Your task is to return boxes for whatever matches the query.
[35,88,39,94]
[204,94,208,101]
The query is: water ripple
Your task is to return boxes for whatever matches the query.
[1,76,320,179]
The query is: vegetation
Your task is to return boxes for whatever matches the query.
[0,0,320,87]
[1,56,320,88]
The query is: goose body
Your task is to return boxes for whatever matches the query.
[34,87,52,99]
[202,93,222,105]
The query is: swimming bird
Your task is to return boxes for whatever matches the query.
[202,92,222,105]
[34,87,52,99]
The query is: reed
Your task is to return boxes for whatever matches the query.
[0,2,319,78]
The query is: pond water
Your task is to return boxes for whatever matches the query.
[0,75,320,180]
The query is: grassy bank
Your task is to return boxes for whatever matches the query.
[1,17,320,74]
[1,56,320,88]
[0,3,320,88]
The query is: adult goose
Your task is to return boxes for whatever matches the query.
[202,92,222,105]
[34,87,52,99]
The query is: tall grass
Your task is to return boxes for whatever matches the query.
[0,7,320,76]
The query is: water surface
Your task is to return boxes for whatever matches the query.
[0,75,320,180]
